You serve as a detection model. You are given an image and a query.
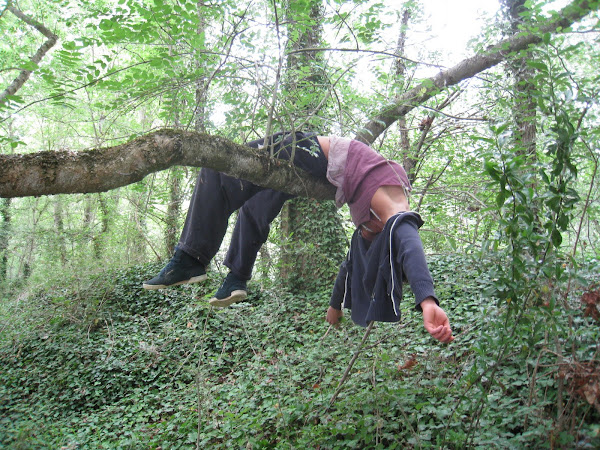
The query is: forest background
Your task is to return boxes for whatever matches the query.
[1,0,599,448]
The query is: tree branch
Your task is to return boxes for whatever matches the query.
[355,0,599,144]
[0,129,336,199]
[287,47,427,68]
[0,6,59,106]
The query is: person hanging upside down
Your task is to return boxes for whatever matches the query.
[143,131,453,343]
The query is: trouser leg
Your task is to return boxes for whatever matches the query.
[178,168,259,266]
[223,132,328,280]
[224,189,293,280]
[179,131,328,278]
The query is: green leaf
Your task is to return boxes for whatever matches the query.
[472,136,495,144]
[63,41,77,51]
[149,58,164,68]
[496,190,508,208]
[542,32,551,44]
[491,122,509,136]
[484,160,501,181]
[527,61,549,72]
[20,61,40,71]
[99,19,113,31]
[551,228,562,248]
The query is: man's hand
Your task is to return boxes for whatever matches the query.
[326,306,343,327]
[420,297,454,343]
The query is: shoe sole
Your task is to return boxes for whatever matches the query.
[142,274,208,290]
[208,290,247,308]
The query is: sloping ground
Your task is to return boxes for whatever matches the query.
[1,256,598,448]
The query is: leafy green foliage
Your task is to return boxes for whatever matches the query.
[1,1,600,447]
[1,254,599,448]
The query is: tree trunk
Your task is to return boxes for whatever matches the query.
[394,9,415,180]
[93,193,110,259]
[504,0,537,156]
[194,1,209,135]
[0,198,11,281]
[279,0,346,293]
[165,168,183,255]
[83,82,110,261]
[53,198,67,266]
[502,0,542,232]
[127,190,149,264]
[22,198,46,281]
[164,3,209,257]
[280,198,346,292]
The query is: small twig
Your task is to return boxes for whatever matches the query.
[420,105,489,122]
[286,47,443,69]
[195,306,213,450]
[321,324,332,340]
[233,309,258,356]
[328,321,375,409]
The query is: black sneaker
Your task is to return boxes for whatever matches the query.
[142,248,207,290]
[208,272,247,307]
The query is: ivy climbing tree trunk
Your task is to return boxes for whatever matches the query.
[501,0,543,234]
[278,0,346,293]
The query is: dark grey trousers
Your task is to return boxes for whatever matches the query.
[178,131,328,280]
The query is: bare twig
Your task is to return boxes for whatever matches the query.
[196,306,213,450]
[287,47,437,69]
[420,105,489,122]
[328,321,375,409]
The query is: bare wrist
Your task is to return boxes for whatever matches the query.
[420,297,437,311]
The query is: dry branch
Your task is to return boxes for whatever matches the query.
[329,321,376,410]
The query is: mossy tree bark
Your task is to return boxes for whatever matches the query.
[278,0,346,293]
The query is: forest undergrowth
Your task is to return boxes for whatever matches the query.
[1,254,599,449]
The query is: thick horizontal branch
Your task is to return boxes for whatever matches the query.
[356,0,599,144]
[0,130,336,200]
